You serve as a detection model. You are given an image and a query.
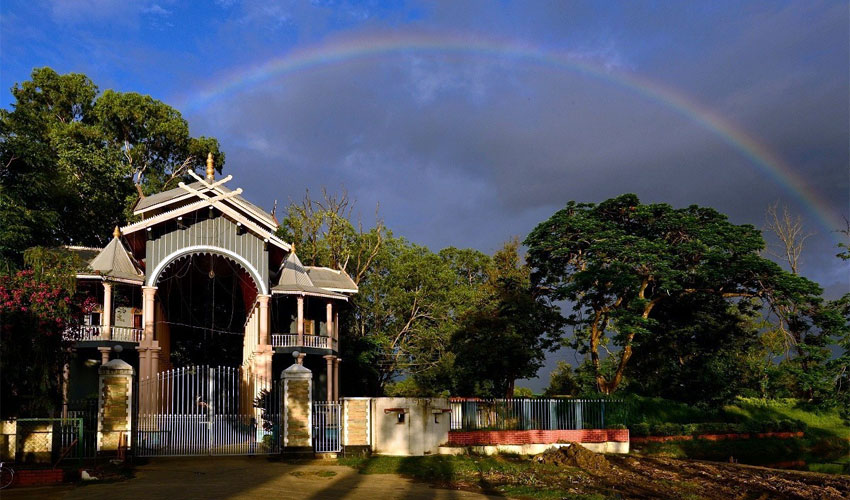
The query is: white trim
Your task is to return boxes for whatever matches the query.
[271,289,348,301]
[76,273,144,285]
[186,171,279,230]
[121,199,290,251]
[318,287,359,294]
[147,245,268,295]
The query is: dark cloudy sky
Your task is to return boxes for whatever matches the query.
[3,1,848,389]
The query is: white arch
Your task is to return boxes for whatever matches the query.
[147,244,268,295]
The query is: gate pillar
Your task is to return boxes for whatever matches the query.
[281,363,312,454]
[97,359,134,455]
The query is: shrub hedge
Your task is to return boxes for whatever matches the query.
[629,419,807,437]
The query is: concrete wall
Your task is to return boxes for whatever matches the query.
[370,397,451,456]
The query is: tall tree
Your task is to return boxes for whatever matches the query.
[524,194,817,394]
[0,67,224,266]
[451,239,561,398]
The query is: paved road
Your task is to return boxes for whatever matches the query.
[2,457,499,500]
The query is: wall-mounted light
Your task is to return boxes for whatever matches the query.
[236,222,244,235]
[177,216,186,230]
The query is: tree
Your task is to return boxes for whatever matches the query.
[0,67,224,266]
[278,188,384,284]
[450,239,561,398]
[0,247,86,416]
[544,361,580,397]
[626,293,762,406]
[524,194,816,394]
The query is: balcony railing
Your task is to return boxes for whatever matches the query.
[271,334,337,350]
[64,325,143,343]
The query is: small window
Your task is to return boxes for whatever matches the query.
[86,313,101,326]
[397,412,405,424]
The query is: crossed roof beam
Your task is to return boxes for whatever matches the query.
[120,172,290,251]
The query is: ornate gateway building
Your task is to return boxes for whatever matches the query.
[65,155,356,407]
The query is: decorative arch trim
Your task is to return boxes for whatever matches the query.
[147,244,268,295]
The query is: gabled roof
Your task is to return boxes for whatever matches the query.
[305,266,358,293]
[82,232,145,282]
[121,175,290,251]
[134,181,277,228]
[272,252,347,300]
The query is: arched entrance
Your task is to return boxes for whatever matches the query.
[154,251,258,369]
[135,247,280,457]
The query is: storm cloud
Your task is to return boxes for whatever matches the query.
[2,0,848,388]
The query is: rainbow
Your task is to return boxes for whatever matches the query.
[177,32,845,235]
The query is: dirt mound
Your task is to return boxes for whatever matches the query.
[534,444,610,473]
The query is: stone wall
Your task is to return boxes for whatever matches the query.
[282,363,312,450]
[342,398,370,447]
[97,359,133,453]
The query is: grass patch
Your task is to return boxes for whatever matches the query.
[627,396,850,474]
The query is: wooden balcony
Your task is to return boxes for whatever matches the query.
[64,325,143,343]
[271,333,337,351]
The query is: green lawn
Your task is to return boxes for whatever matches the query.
[627,397,850,474]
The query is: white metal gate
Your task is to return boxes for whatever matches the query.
[135,366,280,457]
[312,401,341,453]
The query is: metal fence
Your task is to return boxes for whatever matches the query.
[312,401,341,453]
[449,398,625,431]
[136,365,281,457]
[66,398,98,458]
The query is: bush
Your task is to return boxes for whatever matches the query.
[632,422,651,436]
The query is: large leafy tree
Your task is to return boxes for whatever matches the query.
[450,239,562,398]
[0,67,224,266]
[524,194,819,394]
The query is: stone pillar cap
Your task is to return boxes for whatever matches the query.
[100,359,134,373]
[282,363,312,379]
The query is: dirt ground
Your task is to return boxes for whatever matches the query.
[519,447,850,499]
[600,454,850,500]
[0,456,498,500]
[3,453,848,500]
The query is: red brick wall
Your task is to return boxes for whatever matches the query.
[447,429,629,446]
[10,468,65,487]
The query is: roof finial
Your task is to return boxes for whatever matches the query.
[291,241,296,254]
[206,152,215,181]
[113,226,121,239]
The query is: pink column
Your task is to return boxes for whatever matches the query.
[102,282,113,340]
[334,358,341,401]
[138,286,157,382]
[324,355,334,402]
[297,296,305,346]
[258,295,271,346]
[326,301,333,349]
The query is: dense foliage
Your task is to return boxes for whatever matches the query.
[528,195,848,409]
[280,193,560,397]
[0,247,87,416]
[0,67,224,267]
